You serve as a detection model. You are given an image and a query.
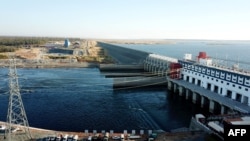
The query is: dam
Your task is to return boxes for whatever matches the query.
[1,41,249,141]
[97,42,250,114]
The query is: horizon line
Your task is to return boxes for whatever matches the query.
[0,35,250,41]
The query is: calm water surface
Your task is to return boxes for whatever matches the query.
[115,40,250,70]
[0,67,204,133]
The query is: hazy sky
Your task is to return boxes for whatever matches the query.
[1,0,250,40]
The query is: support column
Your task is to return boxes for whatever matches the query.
[240,94,244,103]
[232,91,236,100]
[220,105,225,114]
[174,84,177,93]
[209,100,215,113]
[151,63,154,72]
[195,79,198,85]
[201,96,205,108]
[168,81,172,90]
[185,89,189,100]
[183,75,187,81]
[203,82,207,89]
[189,76,192,83]
[192,92,197,104]
[247,96,250,106]
[221,87,226,96]
[179,87,183,96]
[211,84,215,92]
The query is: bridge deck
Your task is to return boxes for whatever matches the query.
[169,78,250,113]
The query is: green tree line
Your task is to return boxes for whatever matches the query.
[0,36,48,46]
[0,46,17,52]
[0,36,80,47]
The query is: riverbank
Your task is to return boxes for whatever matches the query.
[0,120,207,141]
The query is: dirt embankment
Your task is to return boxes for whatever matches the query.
[14,48,43,59]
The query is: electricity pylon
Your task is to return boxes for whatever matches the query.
[5,56,32,140]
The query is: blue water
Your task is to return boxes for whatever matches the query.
[114,40,250,70]
[0,40,249,139]
[0,67,203,133]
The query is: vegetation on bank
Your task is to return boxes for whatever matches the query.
[0,54,8,59]
[0,46,18,52]
[0,36,80,47]
[0,37,47,47]
[0,44,18,59]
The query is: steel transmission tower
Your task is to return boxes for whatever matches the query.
[5,56,32,140]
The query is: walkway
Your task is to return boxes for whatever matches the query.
[169,79,250,114]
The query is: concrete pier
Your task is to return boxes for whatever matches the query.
[169,79,250,114]
[178,86,183,96]
[192,92,197,104]
[185,89,190,100]
[201,96,205,108]
[99,64,144,72]
[209,100,215,113]
[113,76,167,88]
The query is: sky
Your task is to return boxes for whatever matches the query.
[1,0,250,40]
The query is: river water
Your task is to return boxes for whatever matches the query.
[0,40,249,136]
[0,67,204,133]
[114,40,250,70]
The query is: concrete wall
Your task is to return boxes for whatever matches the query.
[97,42,150,64]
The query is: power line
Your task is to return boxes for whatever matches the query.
[4,55,32,140]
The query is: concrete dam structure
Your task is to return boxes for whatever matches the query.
[97,42,168,88]
[97,42,150,65]
[98,42,250,115]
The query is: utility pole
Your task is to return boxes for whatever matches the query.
[5,56,32,141]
